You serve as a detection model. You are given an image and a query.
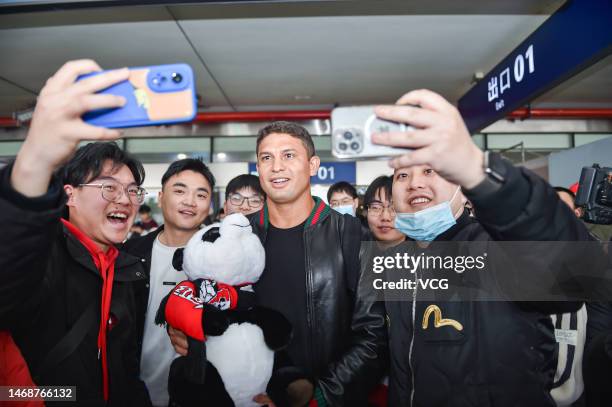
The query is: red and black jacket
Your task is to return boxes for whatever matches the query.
[0,163,151,406]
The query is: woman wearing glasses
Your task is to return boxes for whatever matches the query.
[364,176,405,248]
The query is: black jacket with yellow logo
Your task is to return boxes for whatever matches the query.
[386,157,601,407]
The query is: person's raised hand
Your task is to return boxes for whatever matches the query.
[372,89,486,189]
[12,59,129,197]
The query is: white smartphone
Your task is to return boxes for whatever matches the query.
[331,106,412,159]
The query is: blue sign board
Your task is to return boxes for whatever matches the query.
[458,0,612,133]
[248,161,356,185]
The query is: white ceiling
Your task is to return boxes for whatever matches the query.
[0,0,609,117]
[534,53,612,108]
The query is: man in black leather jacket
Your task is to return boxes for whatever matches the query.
[249,121,388,406]
[371,89,607,406]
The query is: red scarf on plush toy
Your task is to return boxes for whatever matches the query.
[61,219,118,402]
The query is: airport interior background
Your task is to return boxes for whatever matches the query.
[0,0,610,221]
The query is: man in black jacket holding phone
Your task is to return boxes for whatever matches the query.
[372,89,607,406]
[0,60,151,405]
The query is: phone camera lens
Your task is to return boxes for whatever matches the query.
[350,142,360,151]
[152,74,165,86]
[171,72,183,83]
[338,142,348,151]
[343,131,353,140]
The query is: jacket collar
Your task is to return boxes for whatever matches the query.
[63,224,143,281]
[257,196,331,230]
[122,225,163,258]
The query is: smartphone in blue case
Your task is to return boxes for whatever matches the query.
[81,63,196,128]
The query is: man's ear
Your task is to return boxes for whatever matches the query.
[309,155,321,177]
[157,190,163,210]
[64,185,76,207]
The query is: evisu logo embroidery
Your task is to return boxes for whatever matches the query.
[173,284,204,309]
[422,304,463,331]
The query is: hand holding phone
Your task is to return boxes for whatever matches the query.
[331,106,413,159]
[81,63,196,128]
[372,89,485,189]
[11,59,129,198]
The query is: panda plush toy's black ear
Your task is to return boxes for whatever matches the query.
[201,227,221,243]
[172,248,184,271]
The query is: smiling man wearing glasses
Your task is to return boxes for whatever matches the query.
[1,140,152,405]
[0,60,153,406]
[0,60,150,406]
[364,175,405,249]
[223,174,265,216]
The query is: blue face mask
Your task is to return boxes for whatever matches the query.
[333,205,356,217]
[394,187,461,241]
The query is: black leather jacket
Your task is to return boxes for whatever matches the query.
[249,197,388,406]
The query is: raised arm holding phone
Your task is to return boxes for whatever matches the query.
[11,60,128,196]
[369,89,608,406]
[0,60,152,405]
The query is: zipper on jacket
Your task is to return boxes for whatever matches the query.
[408,266,417,405]
[303,229,316,374]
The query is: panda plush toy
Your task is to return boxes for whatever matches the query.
[156,213,308,407]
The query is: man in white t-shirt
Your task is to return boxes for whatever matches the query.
[123,158,215,406]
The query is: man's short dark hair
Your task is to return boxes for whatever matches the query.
[60,141,145,187]
[139,204,152,214]
[364,176,393,206]
[225,174,265,200]
[161,158,216,190]
[327,181,358,202]
[256,121,315,158]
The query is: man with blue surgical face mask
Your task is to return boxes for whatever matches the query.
[393,166,464,242]
[369,89,606,407]
[327,181,359,217]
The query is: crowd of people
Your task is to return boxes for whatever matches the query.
[0,59,611,407]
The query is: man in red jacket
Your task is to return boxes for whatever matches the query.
[0,331,43,407]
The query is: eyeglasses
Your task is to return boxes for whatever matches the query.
[367,201,395,217]
[229,193,264,208]
[79,180,147,205]
[330,198,355,208]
